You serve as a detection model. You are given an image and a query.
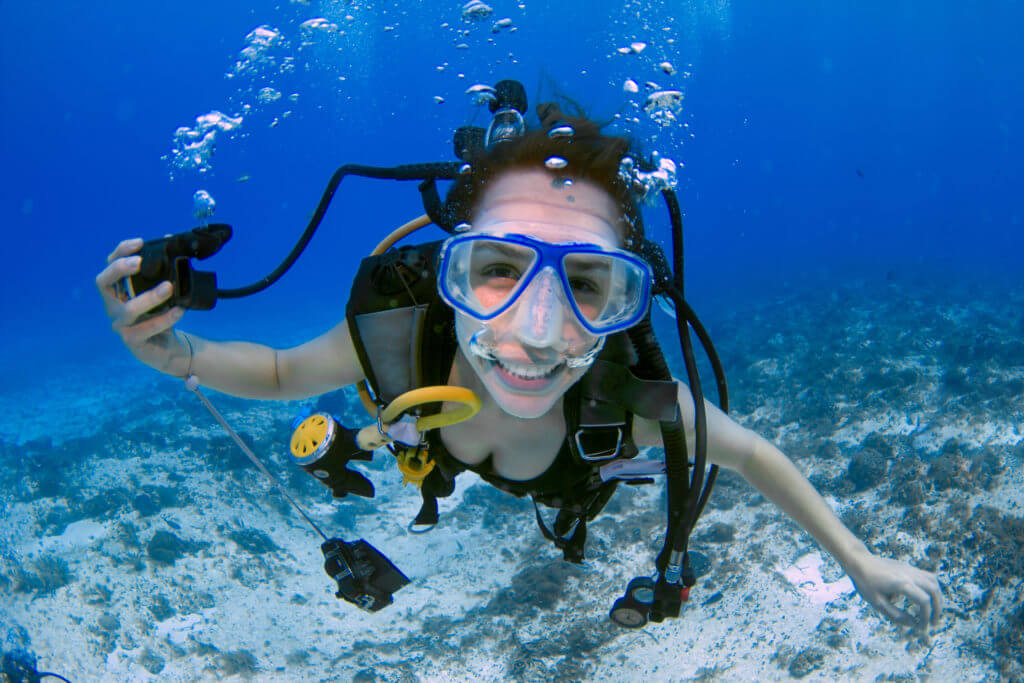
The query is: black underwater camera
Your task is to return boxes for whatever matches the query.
[321,538,410,612]
[118,223,232,313]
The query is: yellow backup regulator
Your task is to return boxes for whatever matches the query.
[290,386,480,492]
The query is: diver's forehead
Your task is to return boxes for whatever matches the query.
[473,168,622,245]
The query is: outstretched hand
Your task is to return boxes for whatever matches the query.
[96,237,187,373]
[847,553,942,631]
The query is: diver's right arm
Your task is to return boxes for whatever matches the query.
[97,238,364,400]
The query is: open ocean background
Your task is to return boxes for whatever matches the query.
[1,1,1023,680]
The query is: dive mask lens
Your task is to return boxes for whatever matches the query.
[441,236,539,319]
[560,251,651,332]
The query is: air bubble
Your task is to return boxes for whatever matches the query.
[462,0,493,20]
[193,190,216,221]
[258,87,282,104]
[545,156,568,170]
[643,90,684,127]
[466,84,497,106]
[547,125,575,138]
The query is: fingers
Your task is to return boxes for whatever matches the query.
[119,306,185,346]
[114,281,174,328]
[99,239,144,313]
[901,583,934,628]
[96,256,143,317]
[926,580,943,625]
[106,237,143,264]
[875,597,916,627]
[858,582,913,626]
[96,255,141,293]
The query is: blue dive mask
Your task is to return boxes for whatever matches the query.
[438,232,653,337]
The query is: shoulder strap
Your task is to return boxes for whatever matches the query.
[345,240,452,404]
[564,333,679,464]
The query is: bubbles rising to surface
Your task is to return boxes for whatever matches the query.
[161,0,729,180]
[618,154,679,203]
[168,111,243,177]
[298,17,339,45]
[232,25,287,79]
[257,87,283,104]
[643,90,684,127]
[461,0,494,21]
[192,190,216,223]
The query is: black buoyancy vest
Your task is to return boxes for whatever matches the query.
[345,241,678,563]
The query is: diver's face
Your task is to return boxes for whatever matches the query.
[455,168,623,419]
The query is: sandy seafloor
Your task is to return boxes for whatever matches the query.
[1,273,1022,682]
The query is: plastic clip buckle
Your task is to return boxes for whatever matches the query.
[574,426,623,462]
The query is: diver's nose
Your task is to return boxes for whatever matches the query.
[511,266,566,349]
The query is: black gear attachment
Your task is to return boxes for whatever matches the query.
[321,538,410,612]
[296,424,376,500]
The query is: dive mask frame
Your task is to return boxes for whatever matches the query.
[437,232,655,337]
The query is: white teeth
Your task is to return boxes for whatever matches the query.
[496,359,560,379]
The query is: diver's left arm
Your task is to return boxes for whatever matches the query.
[634,385,942,630]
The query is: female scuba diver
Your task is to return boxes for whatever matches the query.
[95,86,941,631]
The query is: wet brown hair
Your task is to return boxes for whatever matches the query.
[443,102,644,246]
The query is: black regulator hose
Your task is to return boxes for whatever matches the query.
[217,162,461,299]
[677,298,729,412]
[663,286,706,546]
[627,317,689,573]
[675,297,727,521]
[662,189,711,556]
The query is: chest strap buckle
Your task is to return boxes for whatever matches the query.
[574,425,623,462]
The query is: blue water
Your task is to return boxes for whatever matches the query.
[2,0,1020,373]
[1,0,1023,678]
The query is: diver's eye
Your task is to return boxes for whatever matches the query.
[568,277,602,296]
[481,263,522,282]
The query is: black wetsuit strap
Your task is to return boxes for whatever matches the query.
[414,493,439,527]
[414,431,463,527]
[533,500,588,564]
[583,359,679,423]
[532,480,619,563]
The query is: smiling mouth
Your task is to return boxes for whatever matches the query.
[496,357,561,378]
[489,357,564,389]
